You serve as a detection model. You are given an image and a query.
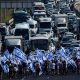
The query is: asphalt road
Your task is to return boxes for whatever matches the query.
[18,74,80,80]
[3,73,80,80]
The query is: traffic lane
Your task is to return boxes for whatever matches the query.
[20,74,80,80]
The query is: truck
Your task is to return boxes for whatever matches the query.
[13,10,28,24]
[38,17,53,37]
[29,33,55,52]
[33,2,46,13]
[53,14,68,34]
[4,36,24,52]
[11,22,30,41]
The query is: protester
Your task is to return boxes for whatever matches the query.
[9,63,13,79]
[52,60,56,75]
[76,58,80,74]
[62,60,66,74]
[0,64,2,80]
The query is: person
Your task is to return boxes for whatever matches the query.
[54,58,57,75]
[48,61,52,75]
[18,63,23,75]
[62,60,66,74]
[35,62,40,76]
[44,60,48,75]
[22,61,27,74]
[57,59,62,75]
[0,64,2,80]
[9,62,14,79]
[59,59,63,74]
[52,60,56,75]
[76,58,80,74]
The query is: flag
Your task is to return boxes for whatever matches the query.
[46,50,54,61]
[76,48,80,59]
[1,63,9,73]
[3,49,10,60]
[36,49,44,62]
[1,55,8,63]
[13,47,27,63]
[1,56,9,73]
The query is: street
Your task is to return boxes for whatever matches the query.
[21,75,80,80]
[14,74,80,80]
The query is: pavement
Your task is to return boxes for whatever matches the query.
[20,74,80,80]
[3,73,80,80]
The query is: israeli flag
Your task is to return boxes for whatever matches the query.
[46,50,54,61]
[10,54,21,65]
[13,47,27,63]
[1,64,9,73]
[1,55,8,63]
[3,49,10,59]
[66,57,76,68]
[1,57,9,73]
[36,49,44,62]
[76,48,80,59]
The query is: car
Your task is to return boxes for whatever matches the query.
[33,11,46,21]
[63,32,77,39]
[61,34,75,46]
[71,43,80,50]
[27,18,38,36]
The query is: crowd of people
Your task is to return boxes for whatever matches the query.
[0,46,80,80]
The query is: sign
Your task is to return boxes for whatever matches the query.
[0,0,42,8]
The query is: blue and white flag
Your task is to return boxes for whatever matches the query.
[1,56,9,73]
[1,55,8,63]
[76,47,80,59]
[1,63,9,73]
[13,47,27,63]
[3,49,10,60]
[36,49,44,62]
[56,47,67,61]
[46,50,54,61]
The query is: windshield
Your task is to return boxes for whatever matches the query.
[0,28,6,35]
[34,14,46,19]
[62,37,70,42]
[71,44,79,47]
[30,25,34,28]
[30,39,49,50]
[40,22,51,28]
[47,4,53,8]
[57,24,66,27]
[13,13,28,23]
[34,7,45,10]
[15,29,29,40]
[69,15,76,20]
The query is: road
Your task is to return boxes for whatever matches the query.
[3,73,80,80]
[21,74,80,80]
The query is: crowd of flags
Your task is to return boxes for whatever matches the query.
[0,46,80,73]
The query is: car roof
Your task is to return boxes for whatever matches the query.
[30,33,51,40]
[15,22,29,29]
[27,18,37,25]
[6,39,21,46]
[39,17,52,22]
[5,36,22,39]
